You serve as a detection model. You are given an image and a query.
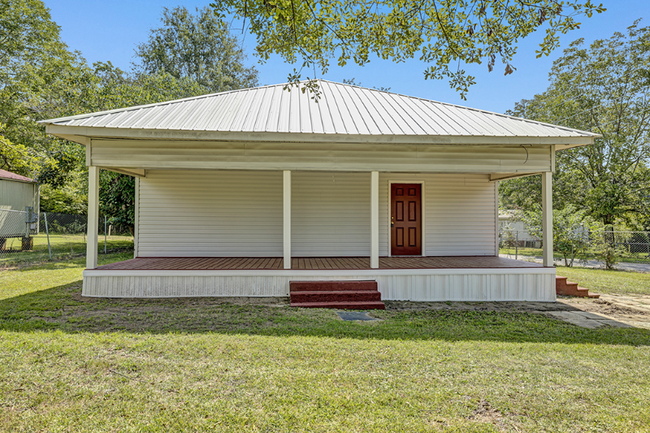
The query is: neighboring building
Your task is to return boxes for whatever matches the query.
[498,210,541,248]
[40,80,599,302]
[0,169,39,248]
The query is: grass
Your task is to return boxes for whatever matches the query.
[1,256,650,431]
[500,246,650,264]
[556,266,650,296]
[0,233,133,267]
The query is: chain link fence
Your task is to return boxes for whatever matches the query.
[499,228,650,268]
[0,209,133,268]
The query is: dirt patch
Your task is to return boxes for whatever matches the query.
[558,294,650,329]
[467,400,510,431]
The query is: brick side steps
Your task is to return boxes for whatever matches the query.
[556,276,600,298]
[290,280,386,309]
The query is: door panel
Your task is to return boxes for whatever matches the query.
[391,183,422,255]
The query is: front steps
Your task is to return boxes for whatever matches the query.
[290,280,386,310]
[556,276,600,298]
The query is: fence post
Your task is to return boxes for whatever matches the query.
[44,213,52,260]
[515,231,518,261]
[104,215,107,254]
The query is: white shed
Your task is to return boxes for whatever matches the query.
[0,169,39,248]
[40,80,599,302]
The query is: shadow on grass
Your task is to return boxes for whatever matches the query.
[2,281,650,346]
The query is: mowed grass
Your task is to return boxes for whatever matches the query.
[556,266,650,295]
[0,233,133,267]
[1,257,650,432]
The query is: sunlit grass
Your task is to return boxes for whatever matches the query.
[556,266,650,295]
[1,256,650,431]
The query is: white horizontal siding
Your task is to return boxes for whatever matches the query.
[91,139,552,174]
[379,173,497,256]
[137,170,496,258]
[83,268,556,302]
[292,172,369,256]
[138,170,283,257]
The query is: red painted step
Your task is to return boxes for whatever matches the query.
[291,290,382,303]
[290,280,385,309]
[290,301,386,310]
[290,280,378,292]
[556,276,600,298]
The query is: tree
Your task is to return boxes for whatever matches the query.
[134,6,258,93]
[501,22,650,230]
[0,0,88,177]
[210,0,605,97]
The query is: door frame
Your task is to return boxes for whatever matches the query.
[387,179,426,257]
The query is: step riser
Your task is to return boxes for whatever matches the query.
[291,302,386,310]
[290,280,378,292]
[291,292,382,303]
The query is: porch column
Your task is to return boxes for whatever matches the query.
[542,171,553,267]
[87,166,99,269]
[283,170,291,269]
[370,171,379,269]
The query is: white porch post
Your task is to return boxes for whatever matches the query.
[86,166,99,269]
[370,171,379,269]
[283,170,291,269]
[542,171,553,267]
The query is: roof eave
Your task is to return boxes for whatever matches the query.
[45,124,598,147]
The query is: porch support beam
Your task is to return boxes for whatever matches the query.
[542,171,553,267]
[370,171,379,269]
[283,170,291,269]
[87,166,99,269]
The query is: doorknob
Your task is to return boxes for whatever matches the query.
[391,216,394,227]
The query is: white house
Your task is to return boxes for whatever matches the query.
[40,80,598,302]
[0,169,39,249]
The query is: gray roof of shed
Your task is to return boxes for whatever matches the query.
[41,80,598,143]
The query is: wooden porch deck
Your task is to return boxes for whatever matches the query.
[96,256,543,271]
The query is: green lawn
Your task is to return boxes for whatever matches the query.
[499,246,650,264]
[1,257,650,431]
[556,266,650,295]
[0,233,133,267]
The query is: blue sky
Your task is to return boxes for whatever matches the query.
[46,1,646,114]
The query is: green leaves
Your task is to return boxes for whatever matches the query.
[210,0,605,98]
[133,6,259,93]
[502,22,650,231]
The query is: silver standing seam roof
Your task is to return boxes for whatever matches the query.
[40,80,599,144]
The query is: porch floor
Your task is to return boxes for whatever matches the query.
[95,256,543,271]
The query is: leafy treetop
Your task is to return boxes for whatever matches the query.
[210,0,605,98]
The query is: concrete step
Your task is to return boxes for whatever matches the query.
[290,301,386,310]
[290,280,378,292]
[290,290,382,303]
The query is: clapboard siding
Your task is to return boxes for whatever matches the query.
[292,172,369,256]
[379,173,496,256]
[91,139,552,174]
[137,170,496,257]
[138,170,283,257]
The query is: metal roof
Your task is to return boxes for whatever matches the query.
[40,80,598,144]
[0,169,35,183]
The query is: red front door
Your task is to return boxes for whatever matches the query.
[391,184,422,256]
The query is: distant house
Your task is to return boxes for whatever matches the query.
[40,80,598,302]
[0,169,39,249]
[498,210,541,248]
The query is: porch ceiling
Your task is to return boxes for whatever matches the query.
[95,256,543,271]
